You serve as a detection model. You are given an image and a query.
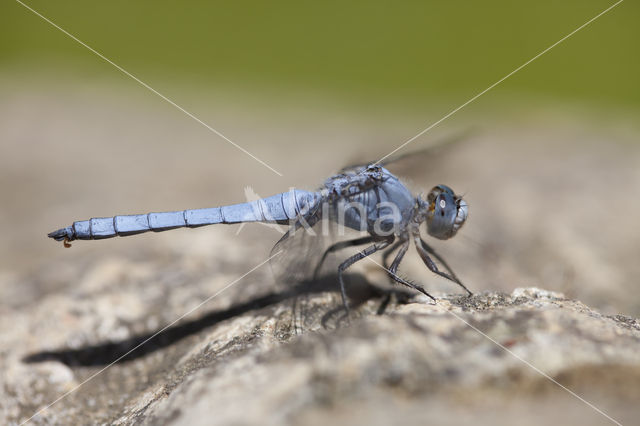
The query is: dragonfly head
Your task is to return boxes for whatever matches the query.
[422,185,468,240]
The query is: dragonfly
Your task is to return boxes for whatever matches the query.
[48,151,472,315]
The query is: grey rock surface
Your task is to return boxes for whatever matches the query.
[3,247,639,426]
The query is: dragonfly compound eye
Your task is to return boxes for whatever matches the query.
[425,185,467,240]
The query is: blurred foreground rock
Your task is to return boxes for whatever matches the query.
[3,260,639,425]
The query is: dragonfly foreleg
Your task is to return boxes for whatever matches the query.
[337,238,392,317]
[312,236,375,280]
[387,241,437,303]
[416,236,472,296]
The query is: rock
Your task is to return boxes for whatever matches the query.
[3,260,639,426]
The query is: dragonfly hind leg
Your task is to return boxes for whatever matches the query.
[312,236,374,280]
[337,238,392,317]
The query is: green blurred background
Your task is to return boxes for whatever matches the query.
[2,0,638,109]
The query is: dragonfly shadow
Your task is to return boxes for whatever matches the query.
[22,273,410,367]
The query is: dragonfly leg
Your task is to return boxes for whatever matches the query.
[417,237,473,296]
[387,241,437,302]
[312,236,374,280]
[381,238,404,288]
[370,238,404,314]
[382,239,403,271]
[337,238,392,317]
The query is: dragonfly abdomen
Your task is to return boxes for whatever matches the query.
[48,190,320,243]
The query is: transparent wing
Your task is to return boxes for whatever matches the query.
[380,129,474,167]
[269,216,326,286]
[268,212,339,330]
[268,204,381,328]
[339,129,476,176]
[268,204,368,282]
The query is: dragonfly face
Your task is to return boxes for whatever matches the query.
[424,185,468,240]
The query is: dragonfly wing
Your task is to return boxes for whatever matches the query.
[270,214,323,285]
[379,129,475,167]
[269,206,374,286]
[338,129,476,174]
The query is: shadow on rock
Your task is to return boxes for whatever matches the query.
[22,273,409,367]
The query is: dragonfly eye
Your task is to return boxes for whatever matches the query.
[425,185,467,240]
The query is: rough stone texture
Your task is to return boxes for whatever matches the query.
[2,245,639,426]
